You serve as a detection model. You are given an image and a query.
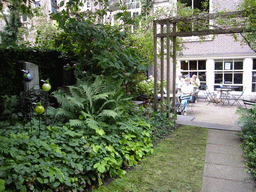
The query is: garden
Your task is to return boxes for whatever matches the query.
[0,0,256,191]
[0,1,176,191]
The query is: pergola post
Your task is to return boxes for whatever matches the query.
[153,21,158,111]
[160,24,164,112]
[172,23,177,113]
[166,20,170,117]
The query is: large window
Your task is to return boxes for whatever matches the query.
[180,60,206,89]
[178,0,209,32]
[51,0,58,13]
[124,0,140,9]
[35,0,41,8]
[252,59,256,92]
[214,59,243,91]
[178,0,209,11]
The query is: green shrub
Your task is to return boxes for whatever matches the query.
[0,117,153,191]
[0,77,154,191]
[236,104,256,179]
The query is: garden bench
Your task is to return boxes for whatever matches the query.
[242,99,256,108]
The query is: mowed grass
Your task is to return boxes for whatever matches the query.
[93,125,208,192]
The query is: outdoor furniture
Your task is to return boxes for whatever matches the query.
[179,95,194,113]
[219,86,232,106]
[229,88,246,107]
[242,99,256,108]
[205,88,217,106]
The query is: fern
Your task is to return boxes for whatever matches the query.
[85,118,99,130]
[51,76,131,130]
[69,119,86,128]
[98,110,119,119]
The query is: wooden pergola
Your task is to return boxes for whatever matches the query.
[153,11,250,115]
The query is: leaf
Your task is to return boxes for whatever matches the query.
[60,1,65,7]
[93,163,105,173]
[53,182,60,188]
[37,177,43,184]
[0,179,5,192]
[69,119,85,128]
[117,168,126,179]
[98,110,118,119]
[85,118,99,130]
[96,129,105,136]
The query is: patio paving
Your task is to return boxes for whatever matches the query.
[175,100,256,192]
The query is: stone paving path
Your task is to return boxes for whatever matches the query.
[201,129,255,192]
[175,101,256,192]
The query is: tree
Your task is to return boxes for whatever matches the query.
[238,0,256,52]
[0,0,34,46]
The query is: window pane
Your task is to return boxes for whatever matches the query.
[181,61,188,70]
[234,73,243,84]
[198,60,206,70]
[234,60,243,70]
[199,72,206,81]
[190,61,197,70]
[179,0,192,7]
[231,86,243,91]
[190,72,197,77]
[224,60,233,70]
[182,72,189,78]
[215,61,222,70]
[224,73,232,84]
[215,73,222,84]
[136,2,140,8]
[252,72,256,82]
[253,59,256,70]
[252,84,256,92]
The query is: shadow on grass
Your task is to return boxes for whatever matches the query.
[93,125,208,192]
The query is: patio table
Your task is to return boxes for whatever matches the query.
[218,88,231,106]
[219,86,241,106]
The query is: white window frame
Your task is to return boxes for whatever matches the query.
[252,59,256,92]
[180,60,207,89]
[214,59,244,91]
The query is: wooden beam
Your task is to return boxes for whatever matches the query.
[156,27,248,38]
[154,11,245,24]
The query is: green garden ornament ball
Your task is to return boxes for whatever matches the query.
[42,80,51,92]
[35,102,44,114]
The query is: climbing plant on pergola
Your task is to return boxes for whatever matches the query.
[153,11,252,115]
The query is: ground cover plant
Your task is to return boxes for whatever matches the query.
[93,125,208,192]
[237,104,256,179]
[0,75,178,191]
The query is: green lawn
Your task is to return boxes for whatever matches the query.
[93,125,208,192]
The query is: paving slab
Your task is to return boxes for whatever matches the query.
[205,151,245,168]
[206,143,244,155]
[175,120,241,131]
[202,129,256,192]
[202,177,255,192]
[207,129,241,146]
[203,163,253,182]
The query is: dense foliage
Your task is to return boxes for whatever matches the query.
[0,0,34,46]
[238,0,256,52]
[0,47,70,96]
[0,76,175,191]
[236,105,256,179]
[53,3,147,96]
